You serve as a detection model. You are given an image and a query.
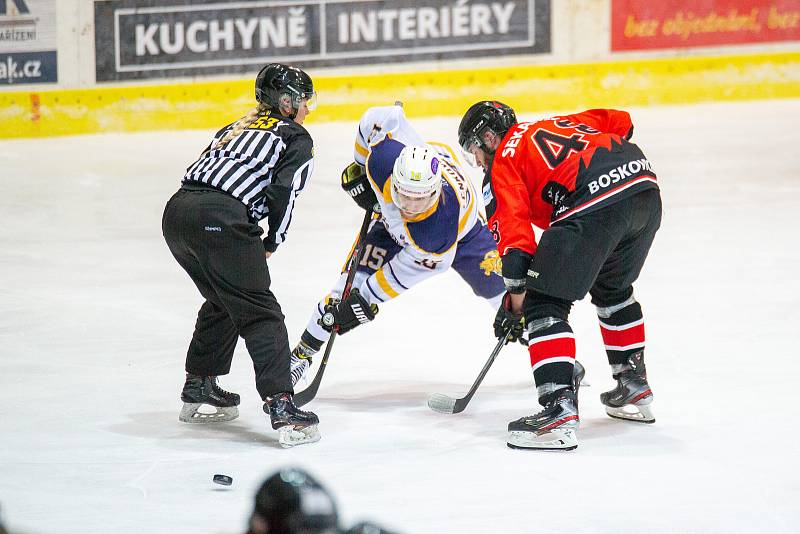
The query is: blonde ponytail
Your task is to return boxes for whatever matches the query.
[214,103,270,149]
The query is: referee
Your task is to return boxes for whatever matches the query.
[162,64,320,448]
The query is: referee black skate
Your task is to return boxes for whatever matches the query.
[162,63,320,447]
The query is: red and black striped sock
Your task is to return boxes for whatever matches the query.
[527,318,576,404]
[597,299,645,374]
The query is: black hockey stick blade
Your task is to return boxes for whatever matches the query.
[427,330,512,414]
[294,210,374,407]
[294,330,336,407]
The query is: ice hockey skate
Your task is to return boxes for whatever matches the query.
[601,351,655,423]
[179,374,240,423]
[507,388,579,451]
[264,392,321,448]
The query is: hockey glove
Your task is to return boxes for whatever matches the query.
[341,162,379,212]
[319,289,378,335]
[494,292,525,344]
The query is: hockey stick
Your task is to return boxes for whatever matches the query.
[294,209,375,407]
[427,329,513,414]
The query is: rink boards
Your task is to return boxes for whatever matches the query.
[1,50,799,138]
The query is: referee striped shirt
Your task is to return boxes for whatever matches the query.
[183,112,314,252]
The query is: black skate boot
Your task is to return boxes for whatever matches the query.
[600,351,655,423]
[264,392,321,448]
[507,388,579,451]
[179,374,240,423]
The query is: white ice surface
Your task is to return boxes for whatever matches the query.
[1,99,799,534]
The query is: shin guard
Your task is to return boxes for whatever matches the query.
[597,297,645,370]
[527,317,576,404]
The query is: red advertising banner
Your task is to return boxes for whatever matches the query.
[612,0,800,51]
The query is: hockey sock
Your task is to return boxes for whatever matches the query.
[300,330,325,354]
[596,297,645,374]
[527,317,576,405]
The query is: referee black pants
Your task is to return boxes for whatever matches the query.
[162,185,292,399]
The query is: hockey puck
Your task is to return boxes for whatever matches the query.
[213,474,233,486]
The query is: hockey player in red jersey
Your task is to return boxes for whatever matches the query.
[458,101,662,450]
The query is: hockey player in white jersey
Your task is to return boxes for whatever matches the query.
[290,104,508,385]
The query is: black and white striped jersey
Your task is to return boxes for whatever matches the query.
[183,112,314,252]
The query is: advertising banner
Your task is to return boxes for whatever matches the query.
[94,0,551,81]
[0,0,57,84]
[612,0,800,51]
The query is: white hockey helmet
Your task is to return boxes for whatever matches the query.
[390,145,443,217]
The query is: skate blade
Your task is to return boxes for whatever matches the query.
[605,403,655,423]
[507,428,578,451]
[179,403,239,423]
[278,424,321,448]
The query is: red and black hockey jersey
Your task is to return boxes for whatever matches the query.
[484,109,658,256]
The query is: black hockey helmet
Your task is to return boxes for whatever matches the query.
[458,100,517,155]
[252,467,338,534]
[255,63,317,118]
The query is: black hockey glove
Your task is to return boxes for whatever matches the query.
[341,162,379,212]
[494,292,525,344]
[319,289,379,335]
